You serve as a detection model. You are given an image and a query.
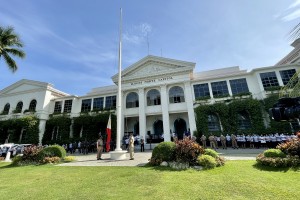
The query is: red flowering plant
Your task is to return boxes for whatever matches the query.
[277,137,300,157]
[174,137,205,165]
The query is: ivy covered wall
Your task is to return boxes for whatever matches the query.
[195,98,268,137]
[0,116,39,144]
[42,113,116,145]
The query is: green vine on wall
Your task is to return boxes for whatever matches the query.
[0,116,39,144]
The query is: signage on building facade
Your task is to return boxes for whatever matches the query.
[130,77,173,86]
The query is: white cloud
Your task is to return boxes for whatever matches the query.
[282,9,300,21]
[123,22,152,45]
[277,0,300,21]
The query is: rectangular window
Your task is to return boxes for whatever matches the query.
[54,101,62,113]
[93,97,104,111]
[211,81,229,97]
[63,100,73,113]
[81,99,92,112]
[280,69,297,85]
[105,96,116,110]
[260,72,279,89]
[193,83,210,99]
[229,78,249,95]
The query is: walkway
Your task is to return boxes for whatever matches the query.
[58,148,265,167]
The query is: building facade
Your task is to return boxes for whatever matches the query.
[1,41,300,144]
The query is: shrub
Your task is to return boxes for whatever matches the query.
[256,153,290,168]
[40,145,66,159]
[277,138,300,157]
[174,138,205,165]
[215,156,226,167]
[263,149,286,158]
[20,145,43,163]
[40,156,61,164]
[149,142,176,165]
[204,149,219,158]
[197,155,217,169]
[64,156,76,162]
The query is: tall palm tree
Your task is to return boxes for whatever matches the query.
[0,26,25,72]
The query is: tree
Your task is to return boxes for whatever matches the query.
[0,26,25,72]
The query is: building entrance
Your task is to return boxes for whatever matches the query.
[174,118,187,139]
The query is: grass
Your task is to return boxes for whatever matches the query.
[0,161,299,200]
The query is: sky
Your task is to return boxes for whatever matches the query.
[1,0,300,96]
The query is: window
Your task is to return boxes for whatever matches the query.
[147,89,161,106]
[29,99,37,111]
[211,81,229,97]
[237,111,251,130]
[3,103,10,114]
[81,99,92,112]
[229,78,249,95]
[126,92,139,108]
[15,101,23,113]
[93,97,104,110]
[208,114,221,131]
[169,86,185,103]
[63,100,73,113]
[193,83,210,99]
[105,96,116,110]
[280,69,297,85]
[260,72,279,89]
[54,101,62,113]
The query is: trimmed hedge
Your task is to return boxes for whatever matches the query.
[263,149,286,158]
[204,149,219,158]
[197,155,217,169]
[40,145,66,159]
[150,142,176,165]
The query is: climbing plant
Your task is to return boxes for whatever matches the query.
[0,116,39,144]
[42,116,71,145]
[228,99,265,134]
[194,103,229,137]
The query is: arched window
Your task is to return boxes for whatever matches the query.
[15,101,23,113]
[29,99,37,111]
[238,111,251,130]
[3,103,10,114]
[208,114,221,131]
[169,86,185,103]
[147,89,161,106]
[126,92,139,108]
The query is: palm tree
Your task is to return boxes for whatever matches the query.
[0,26,25,72]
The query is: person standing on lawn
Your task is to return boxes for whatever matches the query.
[96,136,103,160]
[129,133,135,160]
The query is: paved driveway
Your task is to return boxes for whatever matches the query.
[58,148,265,167]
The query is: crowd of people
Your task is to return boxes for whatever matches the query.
[200,133,298,150]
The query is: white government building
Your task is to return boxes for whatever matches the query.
[1,39,300,144]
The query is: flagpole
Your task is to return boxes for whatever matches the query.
[116,7,122,151]
[110,8,127,160]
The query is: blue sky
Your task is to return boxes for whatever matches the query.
[1,0,300,95]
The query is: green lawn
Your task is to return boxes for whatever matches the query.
[0,161,299,200]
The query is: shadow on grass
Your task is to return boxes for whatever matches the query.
[252,162,300,172]
[141,163,209,172]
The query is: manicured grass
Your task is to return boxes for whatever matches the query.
[0,161,299,200]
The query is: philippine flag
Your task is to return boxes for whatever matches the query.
[106,114,112,152]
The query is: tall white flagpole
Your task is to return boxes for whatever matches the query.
[116,7,122,151]
[110,8,127,160]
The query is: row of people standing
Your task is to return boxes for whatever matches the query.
[201,133,298,150]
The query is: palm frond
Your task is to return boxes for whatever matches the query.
[2,51,18,72]
[5,48,26,58]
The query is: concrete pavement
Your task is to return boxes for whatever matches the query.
[58,148,265,167]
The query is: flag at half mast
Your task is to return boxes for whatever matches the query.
[106,114,112,152]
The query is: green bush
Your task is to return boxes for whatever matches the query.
[204,149,219,158]
[197,155,217,169]
[149,142,176,165]
[256,153,290,168]
[40,145,66,159]
[263,149,286,158]
[64,156,76,162]
[174,138,205,165]
[215,156,226,167]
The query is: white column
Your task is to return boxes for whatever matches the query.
[226,80,233,96]
[138,88,146,141]
[39,119,47,144]
[160,85,171,142]
[184,82,197,136]
[275,71,284,86]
